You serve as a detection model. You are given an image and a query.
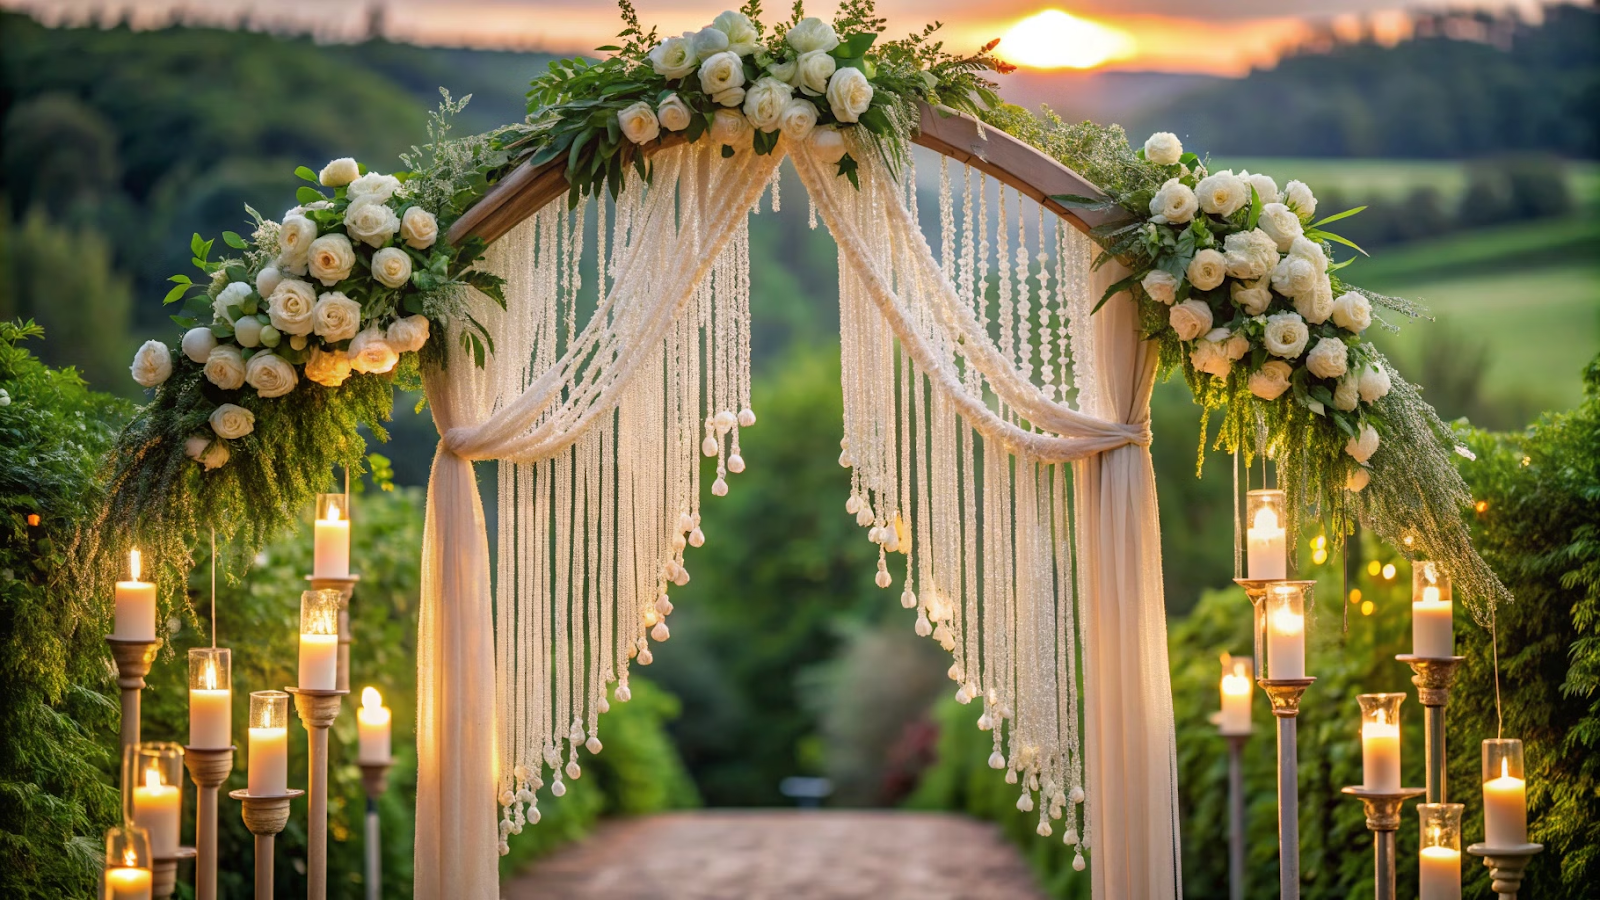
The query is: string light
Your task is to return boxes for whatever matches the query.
[1381,563,1397,580]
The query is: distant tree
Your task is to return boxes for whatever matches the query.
[1,93,120,218]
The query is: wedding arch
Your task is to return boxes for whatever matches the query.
[101,6,1504,900]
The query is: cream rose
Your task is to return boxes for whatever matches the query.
[204,345,246,389]
[1149,178,1198,224]
[658,94,692,132]
[786,17,840,53]
[648,35,697,79]
[1196,170,1249,217]
[796,50,836,96]
[1142,269,1179,305]
[825,67,873,124]
[1346,466,1370,492]
[1271,255,1315,299]
[1295,275,1333,324]
[743,77,793,132]
[1305,336,1349,379]
[130,340,172,388]
[244,352,297,398]
[1257,202,1303,252]
[1143,132,1182,166]
[1240,171,1279,204]
[386,314,431,353]
[233,316,263,348]
[347,327,399,374]
[1186,249,1227,291]
[1231,277,1273,315]
[1288,235,1328,273]
[810,125,847,164]
[400,206,438,250]
[347,172,401,204]
[1284,180,1317,220]
[698,50,745,96]
[319,157,359,187]
[1248,360,1293,400]
[1221,328,1250,361]
[213,281,252,324]
[304,346,353,387]
[1358,364,1391,403]
[1333,375,1359,411]
[1190,340,1230,379]
[181,326,217,363]
[768,59,797,83]
[255,265,282,300]
[710,108,751,147]
[185,434,229,471]
[1345,424,1380,464]
[1169,298,1214,342]
[277,214,317,274]
[713,86,745,108]
[713,10,761,55]
[209,402,255,439]
[344,199,400,249]
[1263,312,1309,358]
[1223,229,1278,280]
[312,291,362,343]
[691,26,729,59]
[618,101,661,144]
[779,99,818,141]
[307,233,356,286]
[1331,291,1372,333]
[267,278,317,335]
[366,248,410,291]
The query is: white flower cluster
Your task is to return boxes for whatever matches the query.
[131,157,441,470]
[1135,132,1389,484]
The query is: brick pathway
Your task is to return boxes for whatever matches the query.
[503,810,1049,900]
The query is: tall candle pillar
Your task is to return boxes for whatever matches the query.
[1218,655,1253,736]
[1412,562,1454,658]
[357,686,391,764]
[114,549,157,641]
[1419,803,1464,900]
[1246,489,1287,580]
[312,493,350,579]
[1358,693,1404,793]
[247,691,289,797]
[188,648,231,749]
[1265,584,1306,680]
[299,589,342,690]
[1482,739,1527,847]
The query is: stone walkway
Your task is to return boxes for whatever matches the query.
[503,810,1048,900]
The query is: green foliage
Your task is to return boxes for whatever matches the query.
[0,321,134,898]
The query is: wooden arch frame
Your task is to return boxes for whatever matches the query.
[448,103,1120,246]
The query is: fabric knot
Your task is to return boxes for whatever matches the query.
[1124,421,1153,447]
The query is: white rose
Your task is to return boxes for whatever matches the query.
[209,402,255,439]
[742,77,793,132]
[1346,466,1370,492]
[1333,375,1359,411]
[710,108,751,147]
[319,157,359,187]
[277,214,317,274]
[657,93,692,132]
[1149,178,1198,224]
[648,35,697,79]
[1142,269,1178,305]
[786,17,840,54]
[1223,229,1278,280]
[1240,171,1279,204]
[343,199,400,249]
[713,86,746,108]
[266,278,317,336]
[691,26,729,59]
[1257,202,1303,251]
[1289,235,1329,273]
[1196,170,1249,217]
[1357,364,1391,403]
[347,327,399,374]
[1169,298,1213,342]
[400,206,438,250]
[204,345,246,389]
[810,125,847,164]
[312,291,362,343]
[768,59,797,83]
[306,233,355,287]
[255,266,283,300]
[386,314,431,353]
[712,10,761,56]
[1294,275,1333,324]
[796,50,836,97]
[304,346,352,387]
[185,434,230,471]
[366,247,410,290]
[778,99,818,142]
[181,326,217,363]
[1189,333,1233,379]
[1284,180,1317,221]
[1305,336,1349,379]
[1144,132,1182,166]
[1331,291,1372,333]
[1271,255,1317,298]
[244,352,297,398]
[130,340,172,388]
[1248,360,1293,400]
[233,316,264,348]
[825,67,873,124]
[617,100,661,144]
[347,172,401,204]
[698,50,745,96]
[1345,424,1380,464]
[213,281,252,324]
[1186,249,1227,291]
[1231,277,1273,315]
[1263,312,1309,358]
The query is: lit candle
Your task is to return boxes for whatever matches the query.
[1412,562,1454,658]
[1482,739,1527,847]
[114,549,157,641]
[1265,585,1305,679]
[188,648,231,749]
[298,589,341,690]
[312,495,350,579]
[1361,707,1401,792]
[357,686,392,763]
[247,691,289,796]
[1218,655,1252,734]
[1246,490,1287,580]
[103,826,153,900]
[1418,802,1464,900]
[105,864,153,900]
[132,764,180,858]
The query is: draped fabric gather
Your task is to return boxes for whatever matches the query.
[417,136,1180,899]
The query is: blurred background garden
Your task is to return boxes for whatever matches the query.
[1,2,1596,898]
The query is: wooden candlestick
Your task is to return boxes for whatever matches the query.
[182,746,234,900]
[107,637,160,752]
[360,759,394,900]
[149,847,196,899]
[230,787,305,899]
[307,574,359,693]
[289,687,346,900]
[1342,786,1427,900]
[1467,841,1544,899]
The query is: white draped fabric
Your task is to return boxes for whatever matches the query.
[417,135,1180,899]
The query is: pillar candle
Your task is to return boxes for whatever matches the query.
[114,550,157,641]
[1266,600,1305,679]
[1219,661,1251,734]
[188,687,231,748]
[1362,710,1401,792]
[1246,506,1286,580]
[1483,758,1527,846]
[105,866,153,900]
[357,686,391,763]
[298,633,338,690]
[1418,846,1461,900]
[132,767,180,858]
[312,501,349,579]
[1412,584,1454,658]
[248,726,288,796]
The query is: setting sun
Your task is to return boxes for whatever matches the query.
[999,9,1137,70]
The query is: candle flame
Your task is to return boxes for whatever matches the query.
[143,764,161,790]
[1270,603,1304,636]
[1251,505,1280,532]
[1502,756,1510,779]
[362,686,383,710]
[1221,668,1250,696]
[323,500,342,523]
[129,549,142,582]
[201,660,218,690]
[1374,708,1388,726]
[123,846,138,867]
[1422,585,1442,604]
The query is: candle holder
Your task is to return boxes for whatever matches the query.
[1396,654,1465,803]
[360,758,394,900]
[1419,803,1464,900]
[125,743,184,865]
[229,787,305,899]
[103,824,153,900]
[1245,489,1288,581]
[289,686,347,900]
[149,847,197,899]
[1258,676,1314,900]
[1222,731,1250,900]
[182,746,233,900]
[306,573,360,692]
[1340,786,1428,900]
[1465,842,1543,899]
[107,637,161,752]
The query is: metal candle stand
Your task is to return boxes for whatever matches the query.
[360,759,394,900]
[1222,731,1250,900]
[289,686,347,900]
[1340,786,1427,900]
[182,746,235,900]
[1466,842,1544,899]
[230,787,305,899]
[150,846,197,899]
[1396,654,1465,804]
[107,637,160,751]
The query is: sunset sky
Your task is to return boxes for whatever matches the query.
[7,0,1552,74]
